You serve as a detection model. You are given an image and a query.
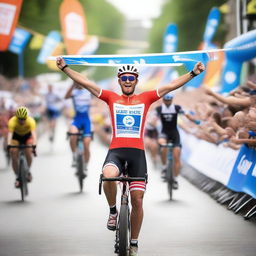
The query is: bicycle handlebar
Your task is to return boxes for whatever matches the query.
[66,131,83,140]
[102,177,146,182]
[98,174,147,195]
[8,145,37,156]
[159,143,174,148]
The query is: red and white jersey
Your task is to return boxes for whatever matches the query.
[98,89,160,150]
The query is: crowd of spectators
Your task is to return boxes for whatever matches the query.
[177,79,256,150]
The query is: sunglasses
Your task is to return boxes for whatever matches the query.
[120,76,136,82]
[18,118,26,121]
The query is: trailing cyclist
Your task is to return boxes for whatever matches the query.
[56,57,205,256]
[65,82,92,177]
[45,84,63,142]
[155,93,195,189]
[7,106,37,188]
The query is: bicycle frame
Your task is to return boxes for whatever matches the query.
[160,143,174,200]
[99,173,147,256]
[8,145,36,201]
[67,131,85,192]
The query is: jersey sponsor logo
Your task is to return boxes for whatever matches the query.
[113,103,145,138]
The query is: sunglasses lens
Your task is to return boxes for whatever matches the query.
[121,76,135,81]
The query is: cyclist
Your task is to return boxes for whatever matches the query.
[65,82,92,176]
[155,93,195,189]
[7,106,37,188]
[45,84,63,142]
[56,57,205,256]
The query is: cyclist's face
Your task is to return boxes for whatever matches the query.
[118,73,138,96]
[163,99,172,106]
[18,118,26,124]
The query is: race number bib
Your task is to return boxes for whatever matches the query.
[113,103,145,138]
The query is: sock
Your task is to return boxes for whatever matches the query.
[72,152,77,160]
[110,205,117,215]
[130,239,138,247]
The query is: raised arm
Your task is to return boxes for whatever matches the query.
[158,62,205,97]
[205,88,251,107]
[65,83,75,99]
[56,57,101,97]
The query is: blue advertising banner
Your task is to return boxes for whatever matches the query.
[8,28,31,54]
[227,145,256,198]
[37,31,61,64]
[163,23,178,54]
[184,7,220,88]
[221,29,256,93]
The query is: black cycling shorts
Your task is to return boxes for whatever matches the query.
[102,147,147,178]
[159,129,182,148]
[12,132,32,144]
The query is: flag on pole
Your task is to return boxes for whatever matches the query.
[0,0,23,51]
[60,0,91,55]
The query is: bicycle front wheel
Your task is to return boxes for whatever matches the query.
[19,159,28,201]
[77,154,84,192]
[166,159,173,200]
[118,204,130,256]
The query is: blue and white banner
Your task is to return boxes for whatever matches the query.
[227,145,256,198]
[8,28,31,54]
[180,130,238,185]
[49,49,221,66]
[181,130,256,199]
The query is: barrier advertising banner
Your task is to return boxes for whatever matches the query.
[227,145,256,198]
[0,0,23,51]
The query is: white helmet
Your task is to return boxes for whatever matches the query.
[118,65,139,77]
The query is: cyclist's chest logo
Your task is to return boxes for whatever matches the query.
[163,113,174,122]
[123,116,135,127]
[113,103,145,138]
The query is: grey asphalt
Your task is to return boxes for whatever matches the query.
[0,120,255,256]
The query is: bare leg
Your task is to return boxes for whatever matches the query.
[83,136,91,164]
[130,190,144,240]
[158,137,167,165]
[10,148,19,175]
[172,147,181,177]
[103,165,119,207]
[69,125,78,153]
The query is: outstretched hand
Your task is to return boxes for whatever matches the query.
[193,62,205,75]
[56,57,66,70]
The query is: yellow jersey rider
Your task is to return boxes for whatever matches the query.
[7,106,37,188]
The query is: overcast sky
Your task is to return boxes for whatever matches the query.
[106,0,166,20]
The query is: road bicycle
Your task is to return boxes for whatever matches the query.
[8,145,36,201]
[67,131,87,192]
[99,169,147,256]
[160,142,175,200]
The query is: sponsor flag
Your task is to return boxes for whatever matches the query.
[8,27,31,54]
[29,34,44,49]
[60,0,89,55]
[0,0,23,51]
[37,31,61,64]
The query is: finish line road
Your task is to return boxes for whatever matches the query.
[0,120,255,256]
